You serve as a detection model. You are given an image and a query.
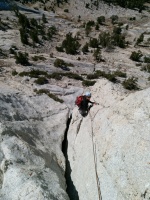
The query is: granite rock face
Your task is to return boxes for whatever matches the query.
[0,86,69,200]
[68,79,150,200]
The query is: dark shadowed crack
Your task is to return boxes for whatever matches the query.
[62,115,79,200]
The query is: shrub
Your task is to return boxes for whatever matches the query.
[130,50,143,62]
[129,17,136,20]
[48,26,57,35]
[34,77,48,85]
[110,15,118,24]
[87,70,117,83]
[48,93,64,103]
[12,70,18,76]
[89,38,99,48]
[54,58,66,68]
[19,28,28,44]
[86,20,95,27]
[19,70,47,78]
[114,70,127,78]
[95,23,99,30]
[112,28,126,48]
[15,52,29,65]
[47,26,57,40]
[144,57,150,63]
[32,55,46,61]
[113,27,122,35]
[99,32,111,47]
[42,14,47,23]
[29,29,39,43]
[30,18,38,27]
[104,73,117,83]
[93,48,102,62]
[97,16,105,25]
[64,72,83,80]
[85,3,90,8]
[18,13,30,29]
[62,33,80,55]
[82,80,96,87]
[136,33,144,45]
[35,89,64,103]
[47,72,62,80]
[9,48,16,54]
[85,24,92,36]
[64,9,69,12]
[141,64,150,73]
[87,73,99,79]
[82,42,89,54]
[122,77,139,90]
[56,46,64,52]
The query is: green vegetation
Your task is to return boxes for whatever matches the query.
[85,24,92,36]
[122,77,139,90]
[32,55,46,61]
[99,32,111,47]
[16,11,57,45]
[35,89,64,103]
[34,77,48,85]
[15,52,29,65]
[130,50,143,62]
[95,23,99,30]
[136,33,144,45]
[141,64,150,72]
[82,42,89,54]
[19,28,28,44]
[12,70,18,76]
[99,28,126,49]
[87,70,117,83]
[64,9,69,12]
[97,16,105,25]
[19,69,83,82]
[110,15,118,24]
[42,14,47,23]
[19,70,47,78]
[82,80,96,87]
[114,70,127,78]
[85,20,95,36]
[0,48,7,58]
[59,33,80,55]
[56,46,64,52]
[102,0,147,11]
[54,58,74,70]
[144,57,150,63]
[54,58,66,68]
[89,38,99,48]
[93,48,102,62]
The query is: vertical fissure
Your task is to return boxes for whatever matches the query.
[62,115,79,200]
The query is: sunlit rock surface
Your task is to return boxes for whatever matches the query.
[0,86,69,200]
[68,79,150,200]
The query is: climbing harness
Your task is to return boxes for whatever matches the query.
[89,111,102,200]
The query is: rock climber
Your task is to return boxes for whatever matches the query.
[77,91,97,117]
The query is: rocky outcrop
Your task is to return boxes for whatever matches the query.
[68,79,150,200]
[0,86,69,200]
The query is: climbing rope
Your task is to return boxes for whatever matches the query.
[89,112,102,200]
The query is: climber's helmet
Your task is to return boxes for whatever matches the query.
[85,91,91,98]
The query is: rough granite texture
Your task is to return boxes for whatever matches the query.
[0,86,69,200]
[68,79,150,200]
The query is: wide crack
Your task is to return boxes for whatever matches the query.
[62,115,79,200]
